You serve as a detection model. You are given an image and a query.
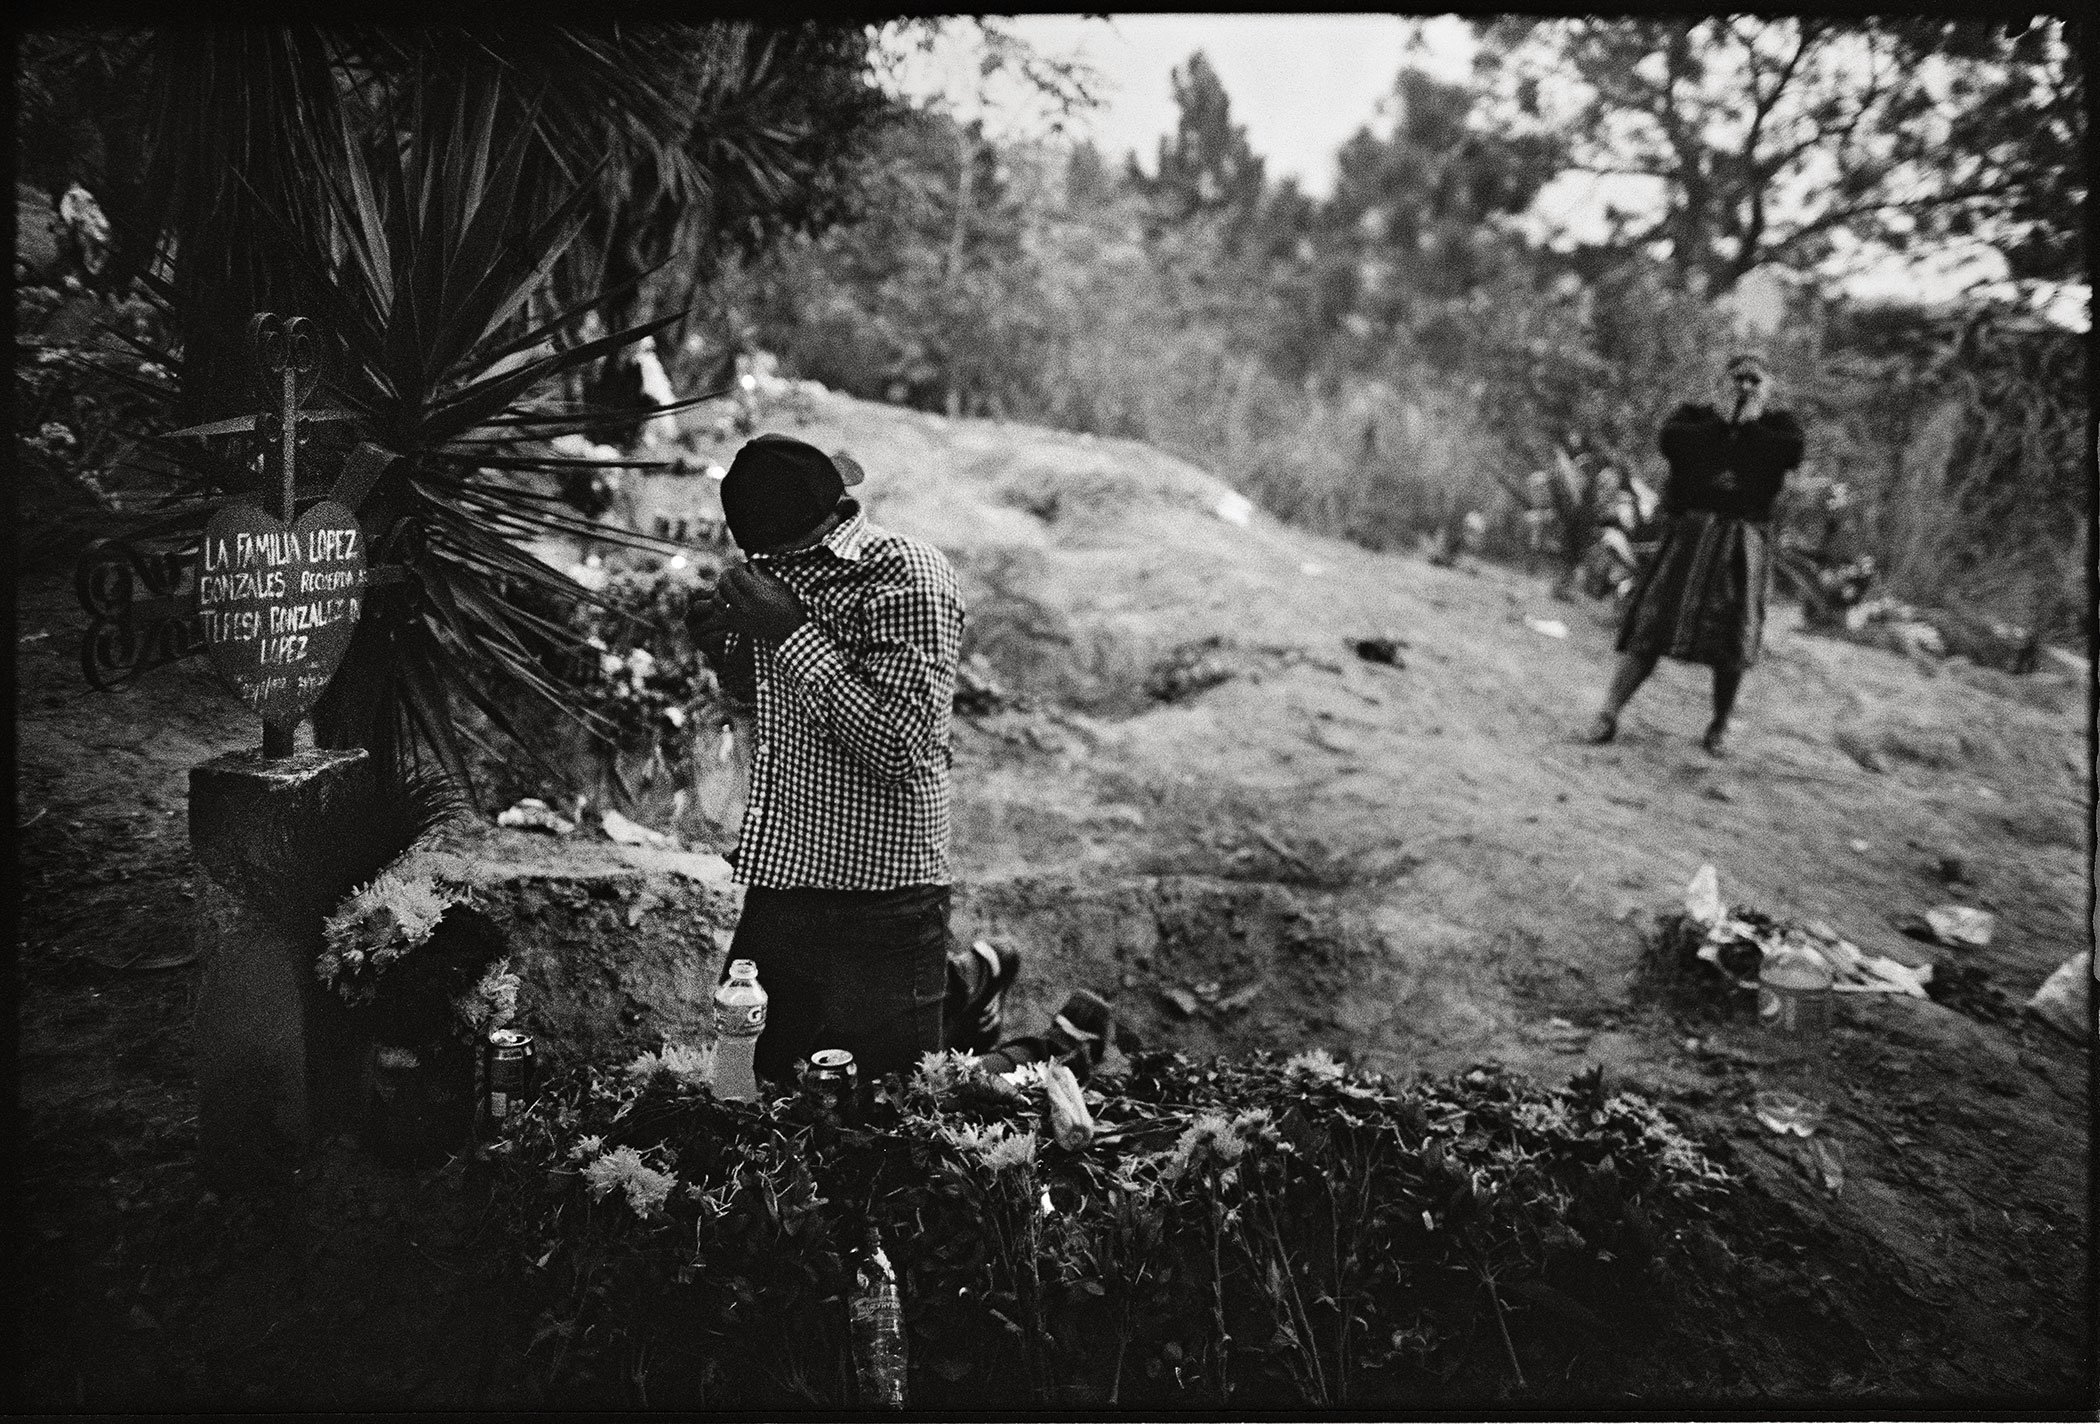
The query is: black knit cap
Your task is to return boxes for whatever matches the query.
[719,433,866,552]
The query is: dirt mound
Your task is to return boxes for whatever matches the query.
[402,826,743,1071]
[16,385,2093,1406]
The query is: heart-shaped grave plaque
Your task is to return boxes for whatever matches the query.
[195,499,367,725]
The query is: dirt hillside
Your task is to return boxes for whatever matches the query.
[15,386,2093,1406]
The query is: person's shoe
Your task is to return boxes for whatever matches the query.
[1700,722,1729,757]
[1580,711,1618,745]
[1043,990,1116,1085]
[953,939,1021,1056]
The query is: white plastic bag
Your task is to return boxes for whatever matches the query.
[1041,1063,1095,1151]
[601,809,674,849]
[1924,905,1995,949]
[1685,864,1724,928]
[692,717,751,840]
[2027,952,2091,1040]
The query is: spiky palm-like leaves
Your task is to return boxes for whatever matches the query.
[105,37,711,797]
[261,70,708,797]
[78,25,896,801]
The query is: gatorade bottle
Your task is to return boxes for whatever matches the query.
[1758,940,1833,1059]
[711,959,767,1102]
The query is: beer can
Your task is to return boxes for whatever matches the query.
[808,1048,859,1123]
[484,1028,535,1125]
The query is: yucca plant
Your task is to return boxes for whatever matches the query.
[65,25,900,800]
[85,45,717,798]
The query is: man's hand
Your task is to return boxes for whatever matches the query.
[692,562,807,642]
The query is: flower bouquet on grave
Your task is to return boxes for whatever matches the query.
[322,868,516,1165]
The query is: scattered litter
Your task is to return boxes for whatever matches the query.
[2043,646,2090,680]
[954,655,1014,716]
[1524,617,1569,640]
[1213,491,1253,527]
[497,798,575,836]
[602,810,675,849]
[1535,1017,1592,1053]
[1350,637,1406,666]
[1922,905,1994,949]
[1809,1138,1846,1196]
[1685,864,1724,927]
[1160,987,1202,1017]
[1041,1063,1095,1151]
[1848,839,1871,853]
[549,432,627,465]
[1885,621,1946,659]
[1752,1089,1826,1138]
[1665,865,1930,997]
[2026,952,2090,1041]
[1836,955,1932,998]
[18,630,49,644]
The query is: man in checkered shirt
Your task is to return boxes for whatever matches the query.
[688,434,1027,1085]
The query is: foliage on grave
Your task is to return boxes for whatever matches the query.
[562,567,735,755]
[318,885,516,1066]
[320,868,460,1005]
[477,1045,1733,1406]
[313,766,517,1059]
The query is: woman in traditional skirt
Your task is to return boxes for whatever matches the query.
[1582,350,1806,755]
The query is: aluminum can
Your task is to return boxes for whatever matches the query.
[808,1048,860,1122]
[484,1028,535,1125]
[1757,944,1833,1060]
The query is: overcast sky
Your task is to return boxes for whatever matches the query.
[994,14,1476,199]
[887,14,2085,325]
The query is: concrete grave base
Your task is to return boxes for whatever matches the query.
[191,747,379,1181]
[395,825,744,1072]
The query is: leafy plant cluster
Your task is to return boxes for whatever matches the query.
[11,268,175,567]
[15,26,911,807]
[321,876,517,1064]
[555,564,737,758]
[477,1046,1732,1407]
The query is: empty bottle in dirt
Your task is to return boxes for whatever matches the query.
[1758,941,1833,1057]
[711,959,767,1102]
[850,1231,907,1408]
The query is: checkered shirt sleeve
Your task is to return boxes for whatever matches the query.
[724,511,965,889]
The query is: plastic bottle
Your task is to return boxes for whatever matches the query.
[1758,940,1834,1058]
[710,959,767,1102]
[850,1232,908,1408]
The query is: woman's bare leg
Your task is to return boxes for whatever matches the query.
[1584,651,1659,742]
[1704,663,1743,754]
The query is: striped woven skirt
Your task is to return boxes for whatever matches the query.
[1615,511,1771,669]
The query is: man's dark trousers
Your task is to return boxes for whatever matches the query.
[728,884,966,1085]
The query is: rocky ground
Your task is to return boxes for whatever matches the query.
[13,388,2093,1409]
